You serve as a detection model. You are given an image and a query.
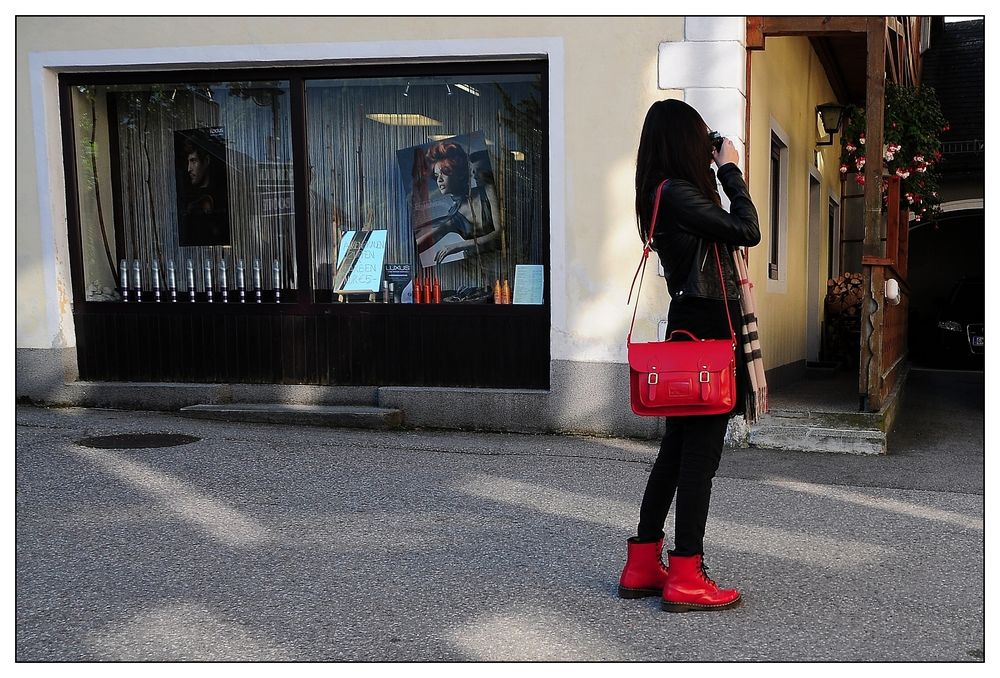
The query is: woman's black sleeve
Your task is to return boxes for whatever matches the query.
[663,164,761,246]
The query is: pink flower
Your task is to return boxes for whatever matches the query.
[895,168,910,178]
[915,214,922,222]
[859,133,866,145]
[845,142,856,152]
[914,155,925,163]
[839,163,848,174]
[856,156,867,170]
[915,165,927,173]
[855,174,866,186]
[884,151,895,161]
[905,192,914,204]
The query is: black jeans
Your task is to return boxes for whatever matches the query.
[636,413,730,556]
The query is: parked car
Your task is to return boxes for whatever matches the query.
[934,278,984,369]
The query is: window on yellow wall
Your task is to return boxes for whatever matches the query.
[768,132,787,281]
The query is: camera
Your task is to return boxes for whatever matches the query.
[708,130,725,153]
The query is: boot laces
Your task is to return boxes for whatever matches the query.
[699,560,718,586]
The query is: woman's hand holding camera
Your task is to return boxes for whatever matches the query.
[712,138,739,170]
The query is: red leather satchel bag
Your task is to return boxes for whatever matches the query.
[627,179,738,417]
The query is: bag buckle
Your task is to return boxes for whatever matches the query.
[647,372,659,385]
[699,371,710,383]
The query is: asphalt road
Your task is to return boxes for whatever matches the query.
[14,368,984,662]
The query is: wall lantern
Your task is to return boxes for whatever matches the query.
[816,102,845,146]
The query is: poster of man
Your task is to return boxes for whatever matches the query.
[397,132,502,290]
[175,127,230,247]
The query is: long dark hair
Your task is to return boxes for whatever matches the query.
[635,99,721,242]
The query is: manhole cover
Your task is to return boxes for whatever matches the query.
[75,433,201,450]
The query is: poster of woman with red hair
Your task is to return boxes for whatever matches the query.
[398,131,502,301]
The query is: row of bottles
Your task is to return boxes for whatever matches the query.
[412,273,441,304]
[119,258,281,303]
[493,279,512,304]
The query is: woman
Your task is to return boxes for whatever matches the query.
[413,141,500,268]
[618,99,761,612]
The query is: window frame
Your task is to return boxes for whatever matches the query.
[828,191,841,280]
[766,119,790,293]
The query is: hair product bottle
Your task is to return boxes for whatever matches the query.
[151,259,161,302]
[120,259,129,302]
[204,259,213,303]
[167,260,177,302]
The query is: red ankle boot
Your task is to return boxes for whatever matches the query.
[661,553,741,612]
[618,537,669,599]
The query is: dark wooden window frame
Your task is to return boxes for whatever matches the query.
[768,133,783,280]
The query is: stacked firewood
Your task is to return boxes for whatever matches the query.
[824,272,864,317]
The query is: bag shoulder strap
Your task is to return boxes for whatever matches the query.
[627,179,736,348]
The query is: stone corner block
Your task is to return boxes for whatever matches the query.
[658,41,746,92]
[685,17,747,44]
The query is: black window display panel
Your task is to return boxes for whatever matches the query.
[59,62,550,389]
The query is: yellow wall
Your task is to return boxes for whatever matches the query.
[748,36,843,371]
[16,16,683,359]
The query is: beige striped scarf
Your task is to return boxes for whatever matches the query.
[732,247,768,423]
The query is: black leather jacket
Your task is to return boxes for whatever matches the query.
[650,163,760,301]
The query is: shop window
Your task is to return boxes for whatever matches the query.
[70,80,296,302]
[66,65,546,307]
[304,73,544,304]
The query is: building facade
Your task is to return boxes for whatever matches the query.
[17,16,882,438]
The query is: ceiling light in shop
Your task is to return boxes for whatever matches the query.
[511,151,526,161]
[428,134,457,141]
[366,114,443,127]
[454,83,480,96]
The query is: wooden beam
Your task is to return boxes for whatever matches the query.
[746,16,765,49]
[860,16,888,412]
[885,27,899,84]
[913,17,924,86]
[863,17,887,257]
[761,16,869,36]
[810,37,851,103]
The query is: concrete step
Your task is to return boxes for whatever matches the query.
[749,409,885,455]
[178,403,403,430]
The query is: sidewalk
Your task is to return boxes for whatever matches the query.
[14,369,984,662]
